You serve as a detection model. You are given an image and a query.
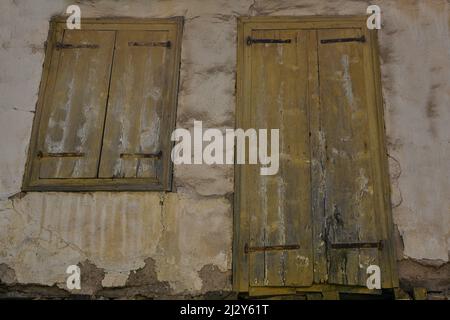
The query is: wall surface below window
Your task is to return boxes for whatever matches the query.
[0,0,448,298]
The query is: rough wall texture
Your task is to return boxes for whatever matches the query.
[0,0,448,298]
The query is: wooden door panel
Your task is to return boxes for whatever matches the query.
[247,30,314,287]
[317,29,380,286]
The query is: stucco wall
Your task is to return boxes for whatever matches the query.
[0,0,448,297]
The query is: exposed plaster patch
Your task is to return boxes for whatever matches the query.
[101,270,130,288]
[198,264,231,293]
[78,260,105,295]
[98,258,171,298]
[0,263,17,285]
[125,258,170,293]
[398,258,450,294]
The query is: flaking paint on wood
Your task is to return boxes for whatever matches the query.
[234,17,397,295]
[23,18,183,191]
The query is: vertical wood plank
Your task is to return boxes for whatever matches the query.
[317,28,380,286]
[308,30,329,285]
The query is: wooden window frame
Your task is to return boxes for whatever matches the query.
[233,16,398,295]
[22,17,183,192]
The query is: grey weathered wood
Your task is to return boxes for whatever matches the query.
[317,28,380,286]
[38,30,115,179]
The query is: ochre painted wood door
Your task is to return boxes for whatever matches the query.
[247,29,314,287]
[234,17,398,294]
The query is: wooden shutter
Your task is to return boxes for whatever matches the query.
[313,28,378,285]
[36,30,115,179]
[98,30,177,184]
[235,17,397,295]
[314,28,384,286]
[23,18,183,191]
[245,30,314,287]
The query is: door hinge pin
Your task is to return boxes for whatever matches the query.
[320,36,366,44]
[330,240,384,250]
[38,151,85,158]
[244,244,300,253]
[246,36,292,46]
[128,41,171,48]
[120,151,163,159]
[56,42,99,50]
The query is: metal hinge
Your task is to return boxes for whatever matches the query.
[120,151,163,159]
[320,35,366,44]
[330,240,384,250]
[244,244,300,254]
[56,42,99,50]
[128,41,171,48]
[38,151,85,158]
[246,36,292,46]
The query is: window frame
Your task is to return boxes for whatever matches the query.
[22,17,183,192]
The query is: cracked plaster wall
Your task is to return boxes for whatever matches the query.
[0,0,449,297]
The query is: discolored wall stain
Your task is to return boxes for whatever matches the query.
[0,263,17,285]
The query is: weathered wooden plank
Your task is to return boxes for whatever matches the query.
[247,30,313,287]
[38,30,115,179]
[317,28,380,286]
[322,290,340,300]
[24,22,64,185]
[364,29,398,288]
[98,30,174,180]
[306,292,323,300]
[248,30,271,287]
[233,20,251,293]
[413,287,428,300]
[308,30,329,285]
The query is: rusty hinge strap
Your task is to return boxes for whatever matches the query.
[320,36,366,44]
[246,36,292,46]
[56,42,99,50]
[244,244,300,254]
[330,240,384,250]
[38,151,85,158]
[120,151,162,159]
[128,41,171,48]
